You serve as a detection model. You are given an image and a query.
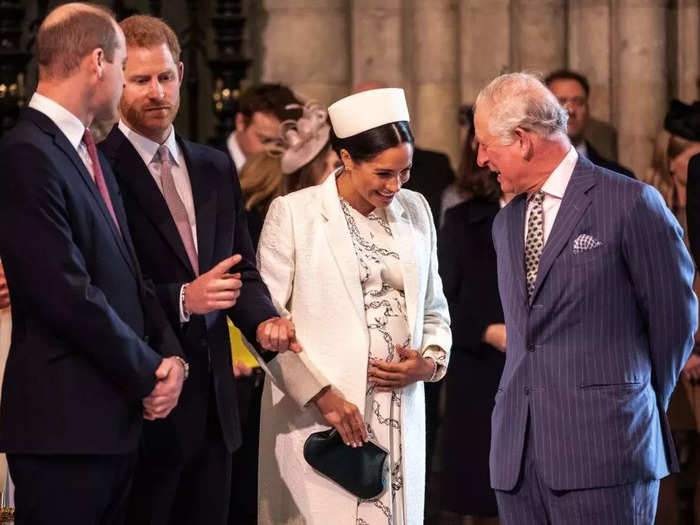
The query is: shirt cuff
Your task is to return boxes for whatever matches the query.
[179,284,191,323]
[422,345,447,382]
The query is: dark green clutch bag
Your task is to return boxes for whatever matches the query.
[303,428,388,500]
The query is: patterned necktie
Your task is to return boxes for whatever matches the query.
[157,145,199,276]
[83,129,121,234]
[524,190,545,298]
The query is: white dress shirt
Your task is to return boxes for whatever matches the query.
[118,120,198,252]
[226,131,247,172]
[118,120,198,322]
[28,93,95,180]
[524,146,578,245]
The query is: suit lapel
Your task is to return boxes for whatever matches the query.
[530,158,597,302]
[179,137,216,274]
[386,196,419,337]
[319,175,366,326]
[506,195,528,305]
[103,127,195,278]
[27,111,137,275]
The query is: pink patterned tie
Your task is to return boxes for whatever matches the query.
[157,145,199,275]
[83,129,121,234]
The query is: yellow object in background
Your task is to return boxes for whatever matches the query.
[228,318,260,368]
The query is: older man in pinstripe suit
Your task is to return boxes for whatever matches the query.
[474,72,697,524]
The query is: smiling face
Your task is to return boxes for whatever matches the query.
[119,42,182,143]
[474,102,529,194]
[338,142,414,215]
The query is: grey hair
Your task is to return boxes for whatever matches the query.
[475,72,569,144]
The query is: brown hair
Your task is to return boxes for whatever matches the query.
[37,3,119,79]
[239,152,284,219]
[120,15,181,62]
[238,84,302,126]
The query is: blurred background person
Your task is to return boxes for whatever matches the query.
[659,98,700,525]
[545,70,635,178]
[440,105,481,219]
[223,83,302,173]
[437,117,511,525]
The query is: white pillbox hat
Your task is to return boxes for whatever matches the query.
[328,88,410,139]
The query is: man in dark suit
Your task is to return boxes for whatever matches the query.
[545,69,635,179]
[0,4,187,524]
[475,72,696,523]
[99,16,297,525]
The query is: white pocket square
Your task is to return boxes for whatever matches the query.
[573,233,602,254]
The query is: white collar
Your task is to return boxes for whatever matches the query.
[28,92,86,151]
[118,120,181,167]
[227,132,247,172]
[540,146,578,199]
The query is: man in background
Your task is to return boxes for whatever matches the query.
[545,69,635,178]
[225,83,302,172]
[0,4,186,523]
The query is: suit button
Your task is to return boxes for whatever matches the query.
[524,387,530,396]
[200,338,208,348]
[527,344,536,352]
[143,335,150,344]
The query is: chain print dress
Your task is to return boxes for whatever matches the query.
[340,197,410,525]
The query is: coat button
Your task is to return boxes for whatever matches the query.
[200,338,208,348]
[527,344,536,352]
[143,335,150,344]
[524,387,530,396]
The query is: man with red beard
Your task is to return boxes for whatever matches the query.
[100,15,299,525]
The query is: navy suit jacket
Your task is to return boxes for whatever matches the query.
[491,156,697,491]
[0,108,183,454]
[100,126,278,458]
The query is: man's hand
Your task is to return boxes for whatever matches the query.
[143,357,186,420]
[233,360,253,377]
[0,262,10,310]
[368,346,434,392]
[184,254,243,315]
[312,387,367,447]
[256,317,301,353]
[482,323,507,353]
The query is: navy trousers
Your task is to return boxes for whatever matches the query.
[496,419,660,524]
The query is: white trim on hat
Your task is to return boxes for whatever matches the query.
[328,88,410,139]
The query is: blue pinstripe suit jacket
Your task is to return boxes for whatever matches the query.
[491,156,697,491]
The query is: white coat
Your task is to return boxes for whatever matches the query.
[256,173,451,525]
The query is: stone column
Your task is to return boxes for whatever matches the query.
[351,0,404,88]
[567,0,612,122]
[676,0,700,102]
[411,0,460,164]
[510,0,566,73]
[613,0,667,179]
[261,0,350,106]
[458,0,511,104]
